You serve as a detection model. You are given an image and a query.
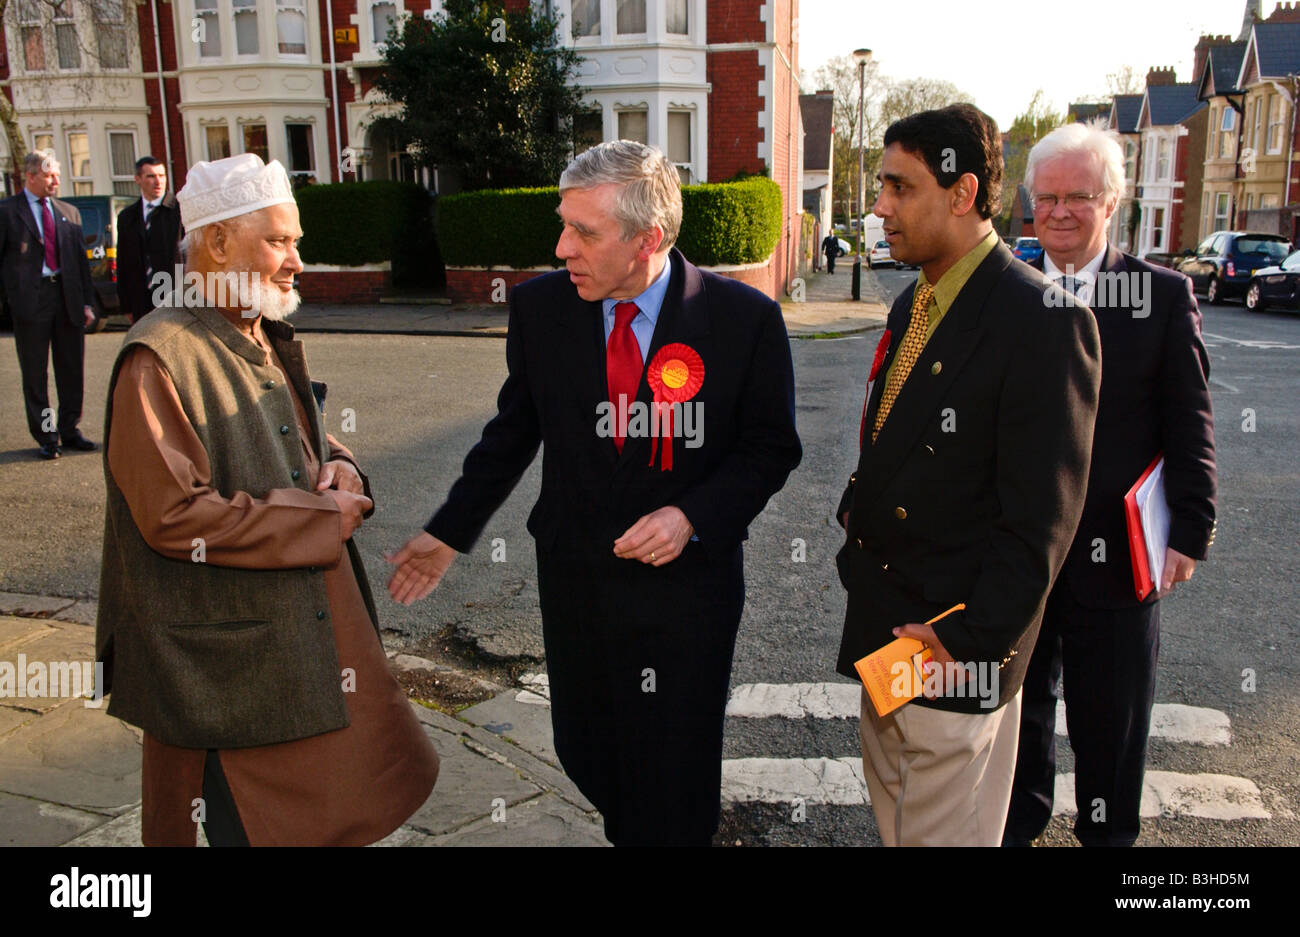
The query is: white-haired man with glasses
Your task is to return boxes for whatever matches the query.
[1003,122,1217,847]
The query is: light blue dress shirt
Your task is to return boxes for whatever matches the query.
[24,188,58,277]
[601,252,673,361]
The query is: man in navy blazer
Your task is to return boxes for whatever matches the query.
[388,141,801,845]
[0,151,97,459]
[1003,123,1216,847]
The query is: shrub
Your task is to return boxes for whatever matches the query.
[296,180,440,287]
[437,176,784,268]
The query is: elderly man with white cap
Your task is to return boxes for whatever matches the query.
[95,154,439,846]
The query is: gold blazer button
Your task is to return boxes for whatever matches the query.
[894,506,908,520]
[931,361,942,375]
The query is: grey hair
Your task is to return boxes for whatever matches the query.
[1024,119,1126,199]
[180,213,252,263]
[23,150,59,175]
[559,140,682,250]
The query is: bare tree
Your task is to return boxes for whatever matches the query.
[1107,65,1144,97]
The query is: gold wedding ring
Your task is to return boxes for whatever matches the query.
[650,551,656,562]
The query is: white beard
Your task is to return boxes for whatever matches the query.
[247,276,301,321]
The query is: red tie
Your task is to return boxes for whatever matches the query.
[41,198,59,273]
[607,301,643,452]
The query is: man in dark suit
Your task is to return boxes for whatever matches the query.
[387,140,801,846]
[822,232,842,273]
[116,155,182,323]
[0,151,97,459]
[835,104,1101,845]
[1003,123,1217,847]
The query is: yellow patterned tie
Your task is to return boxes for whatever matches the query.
[873,282,934,443]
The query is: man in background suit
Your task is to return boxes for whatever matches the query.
[116,155,182,323]
[836,104,1101,845]
[1003,122,1217,847]
[0,151,96,459]
[388,140,801,846]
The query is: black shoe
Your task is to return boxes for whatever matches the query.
[38,442,60,460]
[61,432,97,452]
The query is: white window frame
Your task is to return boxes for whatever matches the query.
[93,0,130,69]
[666,0,688,36]
[1156,137,1170,180]
[285,121,316,180]
[615,0,647,36]
[194,0,222,59]
[205,122,232,161]
[53,0,80,71]
[370,0,399,53]
[616,108,648,145]
[1206,106,1217,160]
[1268,95,1285,154]
[666,109,692,185]
[275,0,309,57]
[65,130,92,195]
[232,0,260,57]
[1152,206,1166,252]
[1213,191,1230,230]
[569,0,601,42]
[107,129,138,195]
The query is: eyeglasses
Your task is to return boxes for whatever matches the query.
[1031,192,1105,212]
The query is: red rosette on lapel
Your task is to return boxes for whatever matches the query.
[645,342,705,471]
[860,329,892,446]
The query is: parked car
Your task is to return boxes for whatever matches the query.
[868,239,896,269]
[1012,237,1043,264]
[1244,249,1300,312]
[836,238,852,256]
[61,194,137,332]
[1176,231,1291,304]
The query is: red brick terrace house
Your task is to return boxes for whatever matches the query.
[2,1,802,301]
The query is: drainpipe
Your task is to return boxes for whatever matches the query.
[149,0,173,176]
[324,0,344,181]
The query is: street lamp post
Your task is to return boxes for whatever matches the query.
[852,48,872,301]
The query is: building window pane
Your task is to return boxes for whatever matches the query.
[277,0,307,54]
[1153,207,1165,250]
[616,0,645,34]
[23,28,45,71]
[97,26,129,68]
[286,123,314,174]
[618,110,647,144]
[573,109,602,154]
[667,111,691,183]
[1268,97,1285,153]
[571,0,599,37]
[108,131,135,176]
[67,131,91,194]
[233,0,259,55]
[34,133,54,154]
[667,0,688,34]
[1214,192,1230,228]
[1261,192,1280,210]
[194,0,222,57]
[206,124,232,160]
[56,23,81,69]
[372,1,396,46]
[1206,107,1217,160]
[243,123,268,161]
[1157,138,1169,179]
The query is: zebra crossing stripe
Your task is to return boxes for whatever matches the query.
[1052,771,1270,820]
[725,683,1232,746]
[720,760,1272,820]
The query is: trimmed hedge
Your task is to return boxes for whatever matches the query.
[438,176,783,268]
[296,180,440,287]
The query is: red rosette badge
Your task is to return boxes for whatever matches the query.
[860,328,892,446]
[645,343,705,471]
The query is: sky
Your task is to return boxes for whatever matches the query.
[797,0,1273,130]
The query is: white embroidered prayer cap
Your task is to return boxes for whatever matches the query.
[177,153,296,230]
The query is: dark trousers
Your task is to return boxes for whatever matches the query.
[536,544,743,846]
[825,253,836,274]
[11,280,84,445]
[201,750,250,847]
[1004,584,1160,847]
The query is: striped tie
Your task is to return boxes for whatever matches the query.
[873,283,934,443]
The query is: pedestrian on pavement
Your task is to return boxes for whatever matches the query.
[387,140,802,847]
[96,153,439,846]
[0,151,97,460]
[834,104,1101,846]
[823,231,842,274]
[1003,122,1217,848]
[116,155,183,324]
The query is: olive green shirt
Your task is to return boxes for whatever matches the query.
[883,228,1000,388]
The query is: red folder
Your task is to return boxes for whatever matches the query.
[1123,454,1168,601]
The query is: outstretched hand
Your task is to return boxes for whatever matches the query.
[386,531,457,605]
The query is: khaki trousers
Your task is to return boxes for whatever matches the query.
[859,688,1021,846]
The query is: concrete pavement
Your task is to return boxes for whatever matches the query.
[0,594,606,847]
